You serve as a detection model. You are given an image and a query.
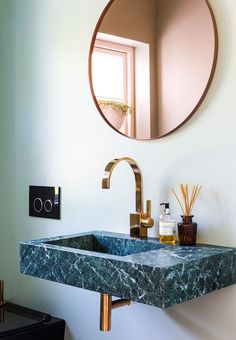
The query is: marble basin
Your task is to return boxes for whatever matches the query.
[46,233,166,256]
[20,231,236,308]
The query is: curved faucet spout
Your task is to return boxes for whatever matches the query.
[102,157,143,213]
[102,157,154,239]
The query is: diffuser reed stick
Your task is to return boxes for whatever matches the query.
[172,184,201,216]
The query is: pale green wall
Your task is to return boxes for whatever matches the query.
[1,1,236,339]
[0,0,16,273]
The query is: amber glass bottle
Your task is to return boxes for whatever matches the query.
[178,215,197,245]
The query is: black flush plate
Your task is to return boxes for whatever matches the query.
[29,186,61,219]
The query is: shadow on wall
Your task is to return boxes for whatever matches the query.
[162,287,235,340]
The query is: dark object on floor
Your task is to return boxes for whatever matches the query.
[0,302,65,339]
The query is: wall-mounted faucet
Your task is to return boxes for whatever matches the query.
[102,157,154,239]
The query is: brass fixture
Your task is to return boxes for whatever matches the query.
[0,280,4,323]
[0,280,4,307]
[100,293,131,332]
[0,307,3,324]
[102,157,154,238]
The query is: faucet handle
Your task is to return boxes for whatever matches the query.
[141,200,154,229]
[146,200,152,218]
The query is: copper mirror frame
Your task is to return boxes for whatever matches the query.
[89,0,218,140]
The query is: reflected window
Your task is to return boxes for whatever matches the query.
[92,40,134,109]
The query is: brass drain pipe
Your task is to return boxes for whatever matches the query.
[0,280,5,323]
[100,293,131,331]
[0,280,4,307]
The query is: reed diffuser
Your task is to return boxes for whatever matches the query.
[172,184,201,245]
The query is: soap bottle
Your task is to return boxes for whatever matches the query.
[159,203,176,245]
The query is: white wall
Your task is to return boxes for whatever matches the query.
[0,0,236,339]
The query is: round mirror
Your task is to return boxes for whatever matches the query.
[89,0,218,140]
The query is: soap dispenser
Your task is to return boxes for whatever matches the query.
[159,203,176,245]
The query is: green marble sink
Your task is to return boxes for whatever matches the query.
[20,231,236,308]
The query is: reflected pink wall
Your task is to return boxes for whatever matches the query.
[156,0,216,136]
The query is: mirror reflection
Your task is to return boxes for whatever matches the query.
[89,0,217,140]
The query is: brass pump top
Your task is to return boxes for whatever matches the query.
[102,157,154,239]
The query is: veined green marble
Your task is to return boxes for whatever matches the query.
[19,231,236,308]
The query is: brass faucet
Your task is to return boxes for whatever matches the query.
[102,157,154,239]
